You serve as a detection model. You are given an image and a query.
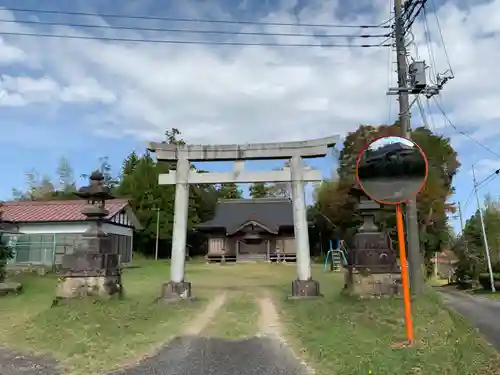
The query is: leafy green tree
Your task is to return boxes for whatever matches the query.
[121,151,139,178]
[249,182,271,198]
[459,195,500,278]
[217,183,242,199]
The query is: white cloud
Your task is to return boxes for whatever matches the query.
[0,0,498,149]
[0,74,116,107]
[0,38,26,65]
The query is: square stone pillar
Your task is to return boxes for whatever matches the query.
[290,155,321,298]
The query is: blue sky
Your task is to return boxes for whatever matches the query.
[1,0,499,235]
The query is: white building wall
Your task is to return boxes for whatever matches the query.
[18,222,133,237]
[18,222,88,234]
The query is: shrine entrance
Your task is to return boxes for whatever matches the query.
[148,135,338,300]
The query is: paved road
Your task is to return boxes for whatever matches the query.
[438,287,500,351]
[109,335,310,375]
[0,346,60,375]
[360,178,424,202]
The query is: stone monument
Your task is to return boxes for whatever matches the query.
[54,171,123,302]
[343,186,402,298]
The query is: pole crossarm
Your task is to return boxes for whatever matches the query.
[148,135,339,162]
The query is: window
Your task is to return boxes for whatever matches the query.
[55,233,80,255]
[14,233,57,264]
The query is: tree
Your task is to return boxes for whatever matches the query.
[164,128,185,146]
[313,124,460,272]
[56,157,76,193]
[51,157,78,199]
[268,160,292,199]
[458,195,500,278]
[12,169,56,201]
[217,183,243,199]
[249,182,272,198]
[121,151,139,178]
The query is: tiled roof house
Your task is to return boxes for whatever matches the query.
[0,199,141,266]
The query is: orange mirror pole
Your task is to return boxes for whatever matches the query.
[396,203,414,345]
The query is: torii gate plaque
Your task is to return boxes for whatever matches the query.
[149,135,338,300]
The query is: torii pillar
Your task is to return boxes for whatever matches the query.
[148,135,338,301]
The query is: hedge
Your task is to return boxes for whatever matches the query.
[478,273,500,290]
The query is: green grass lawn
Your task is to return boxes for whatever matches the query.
[0,261,212,375]
[1,260,498,375]
[277,268,500,375]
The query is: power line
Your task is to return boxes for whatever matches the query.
[429,0,454,78]
[0,30,393,47]
[432,96,500,159]
[415,96,430,130]
[0,18,391,39]
[3,7,393,29]
[403,0,428,31]
[422,5,438,84]
[463,169,500,211]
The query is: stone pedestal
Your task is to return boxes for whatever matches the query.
[159,281,194,303]
[56,249,123,300]
[290,279,322,298]
[0,281,23,296]
[344,268,402,298]
[56,275,121,299]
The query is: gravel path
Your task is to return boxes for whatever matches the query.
[108,293,311,375]
[0,346,61,375]
[108,335,310,375]
[438,287,500,351]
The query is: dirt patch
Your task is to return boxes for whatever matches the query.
[257,292,316,374]
[258,294,282,337]
[184,292,228,335]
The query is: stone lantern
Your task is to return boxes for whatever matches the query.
[54,171,123,302]
[343,185,401,297]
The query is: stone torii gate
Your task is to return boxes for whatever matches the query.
[148,135,338,301]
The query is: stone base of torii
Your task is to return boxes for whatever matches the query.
[148,135,338,301]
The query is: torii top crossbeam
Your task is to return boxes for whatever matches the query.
[148,135,339,162]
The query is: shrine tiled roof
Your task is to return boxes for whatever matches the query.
[196,198,294,233]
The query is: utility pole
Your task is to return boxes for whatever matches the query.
[457,201,468,253]
[458,201,465,235]
[394,0,423,294]
[472,165,495,292]
[155,207,160,261]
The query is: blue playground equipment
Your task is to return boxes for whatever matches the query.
[323,239,348,272]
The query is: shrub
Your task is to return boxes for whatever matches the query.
[0,240,14,282]
[478,273,500,290]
